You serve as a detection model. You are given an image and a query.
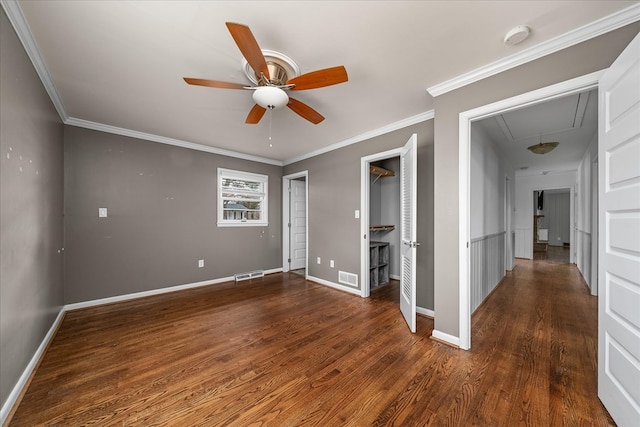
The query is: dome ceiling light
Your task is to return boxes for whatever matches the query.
[527,141,559,154]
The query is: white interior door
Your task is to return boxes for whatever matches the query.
[400,134,418,333]
[289,179,307,271]
[597,32,640,426]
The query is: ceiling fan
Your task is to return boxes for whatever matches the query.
[183,22,348,125]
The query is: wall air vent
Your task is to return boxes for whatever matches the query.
[235,270,264,282]
[338,271,358,287]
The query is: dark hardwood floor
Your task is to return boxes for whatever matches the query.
[8,260,614,426]
[533,245,571,263]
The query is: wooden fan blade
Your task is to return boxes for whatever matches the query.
[225,22,270,81]
[246,104,267,124]
[183,77,246,89]
[287,66,348,90]
[287,97,324,124]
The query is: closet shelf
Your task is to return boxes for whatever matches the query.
[370,165,395,184]
[370,225,395,232]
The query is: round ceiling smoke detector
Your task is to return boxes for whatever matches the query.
[504,25,530,46]
[242,49,301,86]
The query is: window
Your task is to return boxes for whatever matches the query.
[218,168,268,227]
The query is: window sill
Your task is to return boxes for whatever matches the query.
[217,222,269,227]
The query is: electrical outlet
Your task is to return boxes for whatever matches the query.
[330,260,335,268]
[317,257,321,264]
[198,259,204,268]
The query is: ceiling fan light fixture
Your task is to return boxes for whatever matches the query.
[252,86,289,110]
[527,141,559,155]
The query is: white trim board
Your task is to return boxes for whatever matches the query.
[456,70,604,351]
[66,118,283,166]
[284,111,434,166]
[431,329,461,348]
[65,268,283,311]
[306,275,362,296]
[0,308,65,426]
[0,0,68,122]
[427,3,640,97]
[417,307,434,318]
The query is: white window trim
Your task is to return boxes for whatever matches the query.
[217,168,268,227]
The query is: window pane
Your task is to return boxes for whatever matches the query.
[221,178,262,192]
[222,192,263,200]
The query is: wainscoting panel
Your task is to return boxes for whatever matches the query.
[470,232,506,313]
[576,229,592,288]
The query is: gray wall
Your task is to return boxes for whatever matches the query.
[0,8,65,408]
[64,127,283,303]
[284,120,434,310]
[433,23,640,339]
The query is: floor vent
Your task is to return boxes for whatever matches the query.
[235,270,264,282]
[338,271,358,287]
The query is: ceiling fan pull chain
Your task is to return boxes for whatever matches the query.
[269,109,273,146]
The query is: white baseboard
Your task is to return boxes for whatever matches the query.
[0,308,65,426]
[306,275,361,296]
[431,329,461,348]
[64,277,234,311]
[417,307,434,318]
[65,268,282,311]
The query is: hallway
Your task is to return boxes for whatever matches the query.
[470,257,613,425]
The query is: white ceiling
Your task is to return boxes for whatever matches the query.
[474,89,598,176]
[7,1,640,165]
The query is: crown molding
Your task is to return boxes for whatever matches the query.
[283,110,434,165]
[427,3,640,97]
[2,0,430,167]
[65,117,284,166]
[1,0,68,121]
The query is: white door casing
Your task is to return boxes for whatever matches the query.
[290,179,307,271]
[400,134,418,333]
[597,33,640,426]
[457,70,604,350]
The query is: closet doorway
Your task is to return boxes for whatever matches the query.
[360,134,419,332]
[282,171,308,275]
[368,157,400,291]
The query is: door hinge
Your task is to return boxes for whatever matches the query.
[288,258,291,263]
[288,222,291,228]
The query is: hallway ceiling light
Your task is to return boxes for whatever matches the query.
[527,141,559,154]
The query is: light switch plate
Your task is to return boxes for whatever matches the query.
[98,207,107,218]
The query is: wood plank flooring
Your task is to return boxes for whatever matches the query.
[7,259,614,426]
